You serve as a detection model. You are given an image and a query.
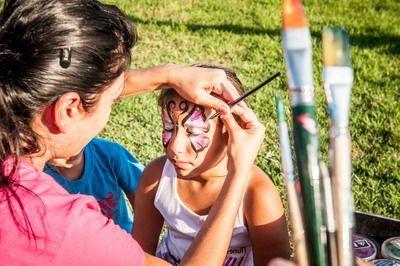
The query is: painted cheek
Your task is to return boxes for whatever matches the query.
[189,134,210,152]
[162,109,174,147]
[162,130,172,147]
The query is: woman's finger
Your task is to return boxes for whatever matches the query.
[196,91,230,115]
[230,105,260,129]
[215,81,240,102]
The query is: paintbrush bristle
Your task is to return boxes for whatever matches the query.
[282,0,308,29]
[323,27,351,67]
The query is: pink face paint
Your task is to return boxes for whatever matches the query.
[189,134,210,152]
[162,100,211,153]
[162,110,173,147]
[183,106,210,152]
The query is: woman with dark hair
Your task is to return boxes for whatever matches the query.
[0,0,265,265]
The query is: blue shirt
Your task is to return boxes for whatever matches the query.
[44,138,143,232]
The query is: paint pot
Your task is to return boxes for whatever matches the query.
[353,234,378,261]
[382,237,400,260]
[373,259,400,266]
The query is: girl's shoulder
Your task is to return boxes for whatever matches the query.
[243,165,283,216]
[143,155,167,174]
[141,155,168,183]
[246,165,277,194]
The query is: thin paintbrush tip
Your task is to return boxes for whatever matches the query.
[282,0,308,29]
[323,27,351,67]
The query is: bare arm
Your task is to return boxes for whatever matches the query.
[132,157,166,254]
[126,191,135,212]
[122,65,242,113]
[245,166,290,265]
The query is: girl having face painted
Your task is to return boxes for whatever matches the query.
[132,64,291,265]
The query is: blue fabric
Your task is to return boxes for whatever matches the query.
[44,138,143,233]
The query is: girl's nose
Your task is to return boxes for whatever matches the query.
[168,130,187,157]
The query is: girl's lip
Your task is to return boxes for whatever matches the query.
[172,161,192,169]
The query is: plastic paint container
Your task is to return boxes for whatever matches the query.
[382,237,400,260]
[373,259,400,266]
[353,234,378,261]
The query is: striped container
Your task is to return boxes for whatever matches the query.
[373,259,400,266]
[382,237,400,261]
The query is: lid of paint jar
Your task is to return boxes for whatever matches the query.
[353,234,378,261]
[382,237,400,260]
[373,259,400,266]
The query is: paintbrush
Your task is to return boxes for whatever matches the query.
[207,71,281,120]
[320,161,339,266]
[276,94,309,266]
[282,0,328,265]
[322,27,354,266]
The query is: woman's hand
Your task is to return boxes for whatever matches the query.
[167,65,243,115]
[220,105,265,170]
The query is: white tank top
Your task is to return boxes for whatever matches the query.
[154,159,253,266]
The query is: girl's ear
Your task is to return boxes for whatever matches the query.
[45,92,84,133]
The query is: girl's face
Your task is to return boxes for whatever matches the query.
[162,93,228,178]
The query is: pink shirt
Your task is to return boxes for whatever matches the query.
[0,158,144,266]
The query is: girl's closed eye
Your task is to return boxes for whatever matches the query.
[186,125,207,136]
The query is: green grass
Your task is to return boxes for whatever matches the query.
[98,0,400,219]
[1,0,398,219]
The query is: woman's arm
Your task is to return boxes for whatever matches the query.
[122,64,242,113]
[131,157,166,254]
[245,166,291,265]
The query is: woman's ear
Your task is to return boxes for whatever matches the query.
[48,92,83,133]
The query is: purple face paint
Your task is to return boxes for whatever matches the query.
[162,110,173,147]
[161,98,211,153]
[183,106,210,152]
[353,234,378,261]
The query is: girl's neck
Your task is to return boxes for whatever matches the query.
[195,156,229,183]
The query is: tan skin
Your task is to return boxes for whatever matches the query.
[132,92,290,265]
[30,65,265,265]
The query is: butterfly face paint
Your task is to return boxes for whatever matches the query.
[161,99,211,154]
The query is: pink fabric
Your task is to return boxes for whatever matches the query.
[0,158,144,266]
